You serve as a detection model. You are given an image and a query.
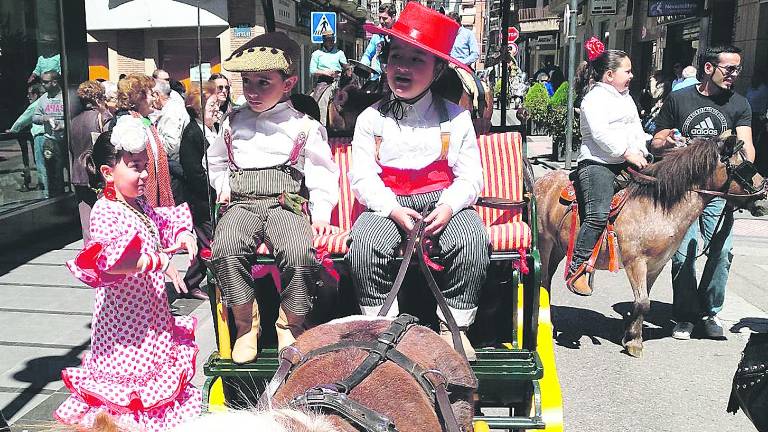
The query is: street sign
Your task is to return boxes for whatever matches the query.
[591,0,617,15]
[508,42,518,57]
[647,0,700,17]
[311,12,336,44]
[507,26,519,44]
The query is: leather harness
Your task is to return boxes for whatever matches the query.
[257,209,475,432]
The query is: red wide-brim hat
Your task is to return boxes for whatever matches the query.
[363,2,472,73]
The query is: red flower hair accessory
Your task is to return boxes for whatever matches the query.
[585,37,605,61]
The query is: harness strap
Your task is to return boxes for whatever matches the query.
[334,314,418,393]
[290,387,397,432]
[431,376,463,432]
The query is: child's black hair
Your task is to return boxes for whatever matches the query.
[85,129,123,190]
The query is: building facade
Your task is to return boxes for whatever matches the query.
[85,0,369,96]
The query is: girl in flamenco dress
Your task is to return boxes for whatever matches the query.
[55,115,201,431]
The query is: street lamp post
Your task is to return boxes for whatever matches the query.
[565,0,577,169]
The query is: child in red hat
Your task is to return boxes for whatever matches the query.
[346,2,488,360]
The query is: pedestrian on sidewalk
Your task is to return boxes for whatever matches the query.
[566,37,650,296]
[651,45,754,340]
[55,116,200,431]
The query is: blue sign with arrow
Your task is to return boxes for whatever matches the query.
[311,12,336,44]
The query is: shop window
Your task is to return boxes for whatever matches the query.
[157,38,221,89]
[0,0,71,211]
[88,41,109,81]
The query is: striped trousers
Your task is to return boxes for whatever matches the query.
[346,191,489,327]
[212,166,319,315]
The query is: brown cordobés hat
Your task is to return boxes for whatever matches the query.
[223,32,300,75]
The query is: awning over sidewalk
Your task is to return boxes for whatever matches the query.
[86,0,229,30]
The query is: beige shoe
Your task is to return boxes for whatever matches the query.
[566,265,593,296]
[275,307,298,351]
[439,323,477,361]
[231,302,261,364]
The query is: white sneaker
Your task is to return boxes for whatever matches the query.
[672,321,694,340]
[701,315,726,339]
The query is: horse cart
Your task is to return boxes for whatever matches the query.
[199,127,564,431]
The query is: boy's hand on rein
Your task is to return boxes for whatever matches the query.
[217,190,231,205]
[165,263,188,294]
[389,206,422,232]
[624,149,649,170]
[424,204,453,237]
[312,221,339,236]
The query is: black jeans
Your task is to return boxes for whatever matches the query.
[570,160,626,273]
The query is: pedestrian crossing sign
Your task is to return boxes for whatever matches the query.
[311,12,336,44]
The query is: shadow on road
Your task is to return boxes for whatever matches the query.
[730,317,768,334]
[0,223,80,276]
[0,340,89,422]
[552,301,676,350]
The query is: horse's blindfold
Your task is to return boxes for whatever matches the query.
[732,160,761,193]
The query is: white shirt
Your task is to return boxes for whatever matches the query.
[350,91,484,217]
[155,91,190,161]
[206,101,340,223]
[579,82,650,164]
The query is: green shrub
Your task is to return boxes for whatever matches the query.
[523,81,581,154]
[523,83,549,122]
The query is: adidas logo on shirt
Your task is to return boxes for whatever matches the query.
[690,117,719,136]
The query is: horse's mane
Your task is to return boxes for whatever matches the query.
[628,138,719,210]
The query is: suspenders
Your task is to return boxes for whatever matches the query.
[223,112,313,172]
[373,96,452,162]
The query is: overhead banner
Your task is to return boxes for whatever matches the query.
[648,0,701,17]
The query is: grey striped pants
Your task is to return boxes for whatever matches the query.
[346,191,489,326]
[211,198,319,315]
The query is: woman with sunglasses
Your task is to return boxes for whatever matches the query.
[208,73,232,131]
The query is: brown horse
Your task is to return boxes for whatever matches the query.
[534,137,766,357]
[271,316,477,432]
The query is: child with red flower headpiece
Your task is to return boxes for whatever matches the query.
[346,2,488,360]
[566,38,651,296]
[56,116,200,431]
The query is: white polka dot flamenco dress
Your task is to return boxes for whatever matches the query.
[55,198,202,431]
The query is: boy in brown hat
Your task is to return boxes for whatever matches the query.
[207,32,340,363]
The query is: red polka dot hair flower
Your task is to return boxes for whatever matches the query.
[585,36,605,61]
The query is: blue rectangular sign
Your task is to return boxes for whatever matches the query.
[648,0,701,17]
[311,12,336,44]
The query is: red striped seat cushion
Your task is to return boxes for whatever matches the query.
[253,132,531,258]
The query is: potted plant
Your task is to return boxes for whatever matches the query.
[523,81,581,161]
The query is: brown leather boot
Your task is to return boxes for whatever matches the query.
[439,322,476,361]
[276,307,308,351]
[231,302,261,364]
[566,264,593,296]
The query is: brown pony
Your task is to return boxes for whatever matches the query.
[534,137,766,357]
[271,316,477,432]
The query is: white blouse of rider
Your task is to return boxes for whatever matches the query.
[579,82,650,165]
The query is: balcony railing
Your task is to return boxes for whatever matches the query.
[518,6,556,21]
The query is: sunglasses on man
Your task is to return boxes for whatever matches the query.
[715,64,742,76]
[217,85,230,91]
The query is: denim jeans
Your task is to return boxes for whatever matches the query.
[671,197,733,322]
[570,161,625,272]
[33,135,48,195]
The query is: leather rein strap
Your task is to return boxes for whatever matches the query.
[378,206,467,361]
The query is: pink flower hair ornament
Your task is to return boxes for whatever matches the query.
[585,37,605,61]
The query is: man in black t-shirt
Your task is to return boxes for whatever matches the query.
[651,45,753,341]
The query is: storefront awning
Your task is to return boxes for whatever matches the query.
[86,0,229,30]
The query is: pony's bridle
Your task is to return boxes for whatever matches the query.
[695,141,767,200]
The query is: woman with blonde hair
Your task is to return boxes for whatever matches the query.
[70,80,112,243]
[111,73,174,207]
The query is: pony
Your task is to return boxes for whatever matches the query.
[270,316,477,432]
[534,136,766,357]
